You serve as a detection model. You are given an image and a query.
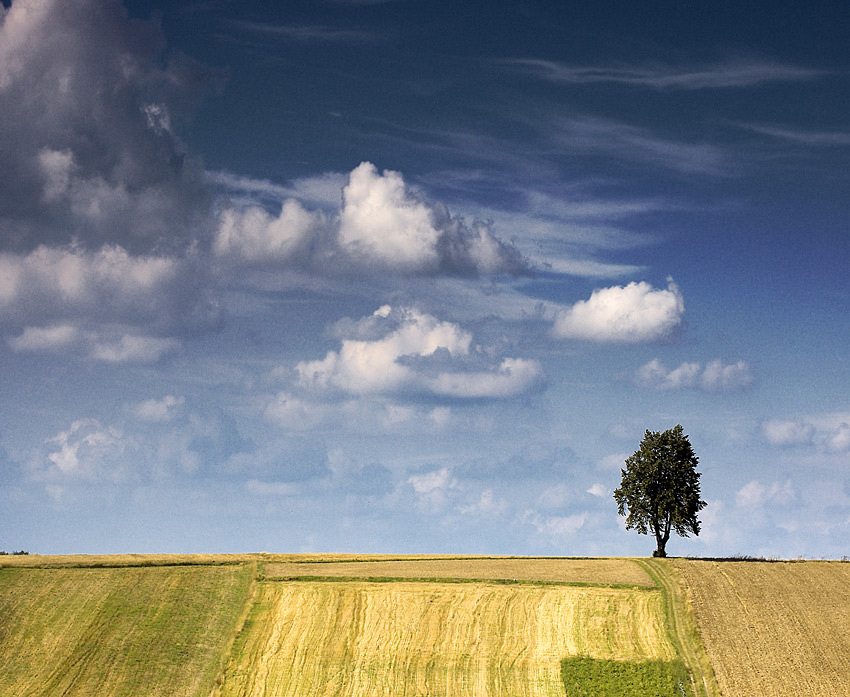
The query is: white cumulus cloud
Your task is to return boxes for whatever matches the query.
[0,244,217,360]
[297,305,541,399]
[213,199,326,263]
[635,358,753,391]
[762,413,850,452]
[213,162,529,276]
[133,395,185,423]
[553,278,684,342]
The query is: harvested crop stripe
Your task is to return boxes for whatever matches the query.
[219,581,677,697]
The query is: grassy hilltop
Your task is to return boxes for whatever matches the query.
[0,554,847,696]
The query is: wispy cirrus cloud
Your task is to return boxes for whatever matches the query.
[736,123,850,147]
[502,58,827,89]
[230,20,376,43]
[552,117,727,175]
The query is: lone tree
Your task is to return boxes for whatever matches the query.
[613,425,706,557]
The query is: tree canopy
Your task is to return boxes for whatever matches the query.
[613,425,706,557]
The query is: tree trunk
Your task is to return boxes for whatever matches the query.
[653,528,669,557]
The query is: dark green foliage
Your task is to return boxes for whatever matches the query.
[613,425,706,557]
[561,656,695,697]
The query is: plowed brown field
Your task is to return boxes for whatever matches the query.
[672,559,850,697]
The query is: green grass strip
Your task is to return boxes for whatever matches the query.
[561,656,694,697]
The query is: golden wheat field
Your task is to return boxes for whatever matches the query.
[218,579,677,697]
[672,559,850,697]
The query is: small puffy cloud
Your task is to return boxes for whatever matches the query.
[42,419,128,481]
[762,419,816,447]
[735,479,795,509]
[133,395,185,423]
[586,483,610,498]
[700,359,754,391]
[213,200,326,264]
[521,510,588,541]
[7,324,80,352]
[297,305,541,399]
[8,324,179,363]
[88,333,180,363]
[553,278,684,342]
[0,244,215,328]
[427,358,543,399]
[635,359,700,389]
[339,162,528,275]
[298,305,471,394]
[635,358,753,391]
[31,401,254,490]
[340,163,440,270]
[265,389,457,435]
[408,466,458,510]
[457,489,508,516]
[762,413,850,451]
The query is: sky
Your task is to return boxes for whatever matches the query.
[0,0,847,558]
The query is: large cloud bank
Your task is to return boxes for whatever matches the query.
[0,0,528,364]
[0,0,217,253]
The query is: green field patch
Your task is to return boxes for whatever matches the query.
[561,656,694,697]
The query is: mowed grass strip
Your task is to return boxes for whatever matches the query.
[672,559,850,697]
[0,564,253,697]
[219,581,677,697]
[263,557,653,587]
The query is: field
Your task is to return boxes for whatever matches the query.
[218,579,677,697]
[0,562,254,697]
[1,554,845,696]
[672,559,850,697]
[262,556,653,587]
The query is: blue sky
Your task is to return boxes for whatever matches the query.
[1,0,847,557]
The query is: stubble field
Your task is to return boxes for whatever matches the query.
[218,579,676,697]
[672,559,850,697]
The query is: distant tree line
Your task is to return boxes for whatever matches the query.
[0,550,30,555]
